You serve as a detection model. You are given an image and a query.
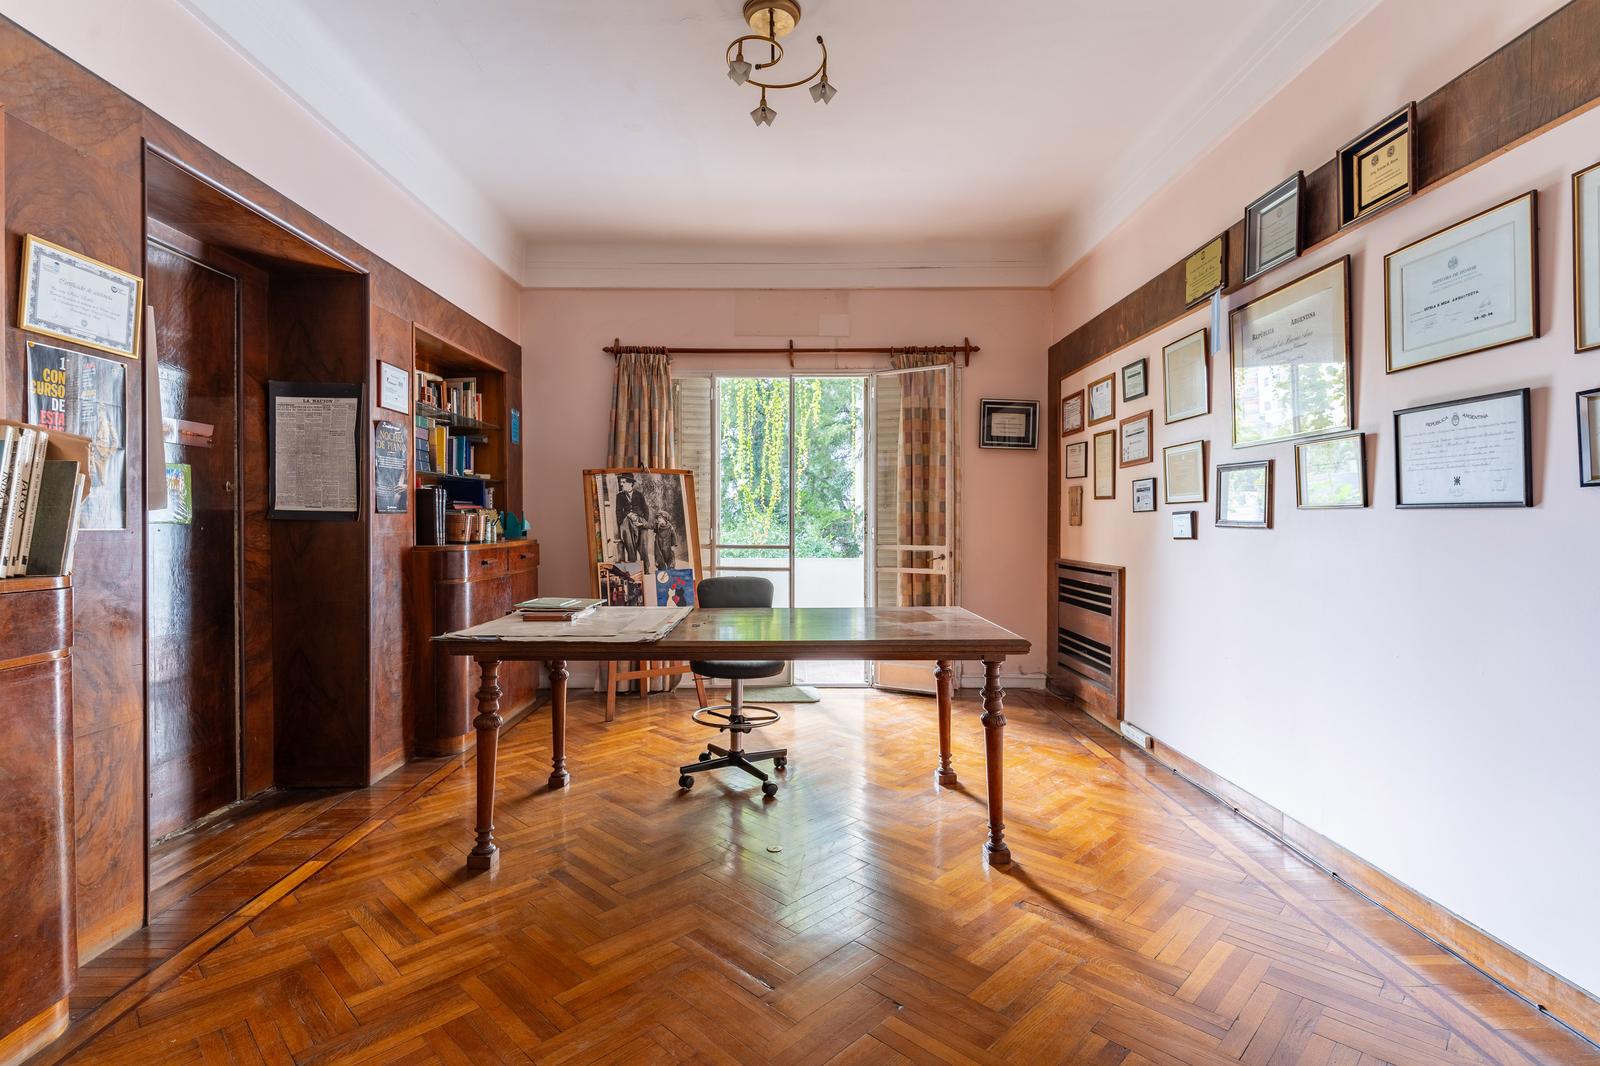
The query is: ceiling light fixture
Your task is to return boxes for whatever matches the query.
[725,0,836,127]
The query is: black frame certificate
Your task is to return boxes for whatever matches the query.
[1394,388,1532,508]
[1229,257,1352,447]
[1244,172,1303,282]
[18,234,143,358]
[1338,103,1415,227]
[268,381,363,520]
[1384,192,1538,373]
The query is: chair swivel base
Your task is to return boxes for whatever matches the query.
[678,743,788,797]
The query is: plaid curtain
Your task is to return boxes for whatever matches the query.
[606,350,675,467]
[891,352,959,607]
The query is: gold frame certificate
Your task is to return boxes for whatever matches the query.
[1119,410,1152,467]
[1229,257,1352,448]
[1184,234,1226,307]
[1162,328,1209,424]
[1573,159,1600,352]
[1338,104,1414,227]
[1384,192,1537,373]
[1394,389,1532,508]
[18,234,143,358]
[1092,430,1116,499]
[1163,439,1207,504]
[1087,373,1116,425]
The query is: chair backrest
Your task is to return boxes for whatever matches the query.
[695,575,773,609]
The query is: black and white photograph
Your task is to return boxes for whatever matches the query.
[583,467,703,604]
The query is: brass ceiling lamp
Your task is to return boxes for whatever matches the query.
[726,0,836,127]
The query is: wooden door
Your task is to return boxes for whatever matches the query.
[145,241,241,840]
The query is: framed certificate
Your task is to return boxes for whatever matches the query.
[378,359,411,413]
[1295,432,1368,509]
[979,399,1038,449]
[1121,358,1148,402]
[1061,389,1084,435]
[1216,459,1272,529]
[1244,172,1304,282]
[1575,160,1600,352]
[1065,439,1088,479]
[1162,328,1209,424]
[1087,373,1116,425]
[1578,388,1600,487]
[1338,103,1415,227]
[1163,439,1207,504]
[1171,511,1197,540]
[1229,257,1352,448]
[1067,485,1084,526]
[1131,477,1156,513]
[18,234,143,358]
[1092,430,1116,499]
[1394,389,1532,508]
[1184,234,1226,307]
[1119,410,1152,467]
[1384,192,1538,373]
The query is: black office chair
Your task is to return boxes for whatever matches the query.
[677,576,788,797]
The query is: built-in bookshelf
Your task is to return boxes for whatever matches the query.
[412,325,510,507]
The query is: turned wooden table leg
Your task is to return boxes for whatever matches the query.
[980,659,1011,866]
[547,660,571,788]
[935,660,957,786]
[468,659,503,871]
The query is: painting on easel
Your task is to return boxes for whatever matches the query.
[582,467,704,604]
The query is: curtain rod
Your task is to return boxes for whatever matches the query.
[603,338,980,368]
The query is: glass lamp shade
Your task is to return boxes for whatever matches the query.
[751,101,777,126]
[809,76,837,104]
[728,57,753,84]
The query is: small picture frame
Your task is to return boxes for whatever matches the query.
[1087,373,1116,425]
[1573,159,1600,352]
[979,399,1038,449]
[377,359,410,413]
[1092,430,1116,500]
[1163,439,1207,504]
[1184,233,1226,308]
[1131,477,1156,513]
[1061,389,1085,435]
[1244,172,1304,283]
[1065,439,1088,479]
[1171,510,1197,540]
[1118,410,1153,467]
[1578,388,1600,487]
[1338,103,1415,228]
[1295,432,1368,509]
[1121,358,1148,402]
[1162,328,1210,424]
[1067,485,1084,526]
[1395,389,1532,508]
[1216,459,1273,529]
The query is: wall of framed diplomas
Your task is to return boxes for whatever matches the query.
[1049,3,1600,1034]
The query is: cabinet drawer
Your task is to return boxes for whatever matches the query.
[506,542,538,574]
[431,547,507,584]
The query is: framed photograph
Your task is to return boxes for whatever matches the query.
[1163,439,1207,504]
[1244,172,1304,282]
[18,233,143,358]
[1295,432,1368,509]
[1574,160,1600,352]
[1119,410,1153,467]
[1065,439,1088,479]
[1394,389,1532,508]
[1131,477,1157,512]
[377,359,410,413]
[1216,459,1273,529]
[1162,328,1209,424]
[1121,358,1148,402]
[1385,192,1538,373]
[1578,388,1600,487]
[1061,389,1085,435]
[979,399,1038,449]
[1092,430,1116,500]
[1087,373,1116,425]
[1171,511,1197,540]
[1230,256,1352,447]
[1338,103,1415,227]
[1067,485,1084,526]
[268,381,362,521]
[582,468,705,603]
[1184,233,1226,308]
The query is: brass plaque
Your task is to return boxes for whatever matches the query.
[1357,128,1410,211]
[1184,236,1225,306]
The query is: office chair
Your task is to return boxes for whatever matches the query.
[677,576,787,796]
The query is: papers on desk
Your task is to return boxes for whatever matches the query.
[446,605,691,642]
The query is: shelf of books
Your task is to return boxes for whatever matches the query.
[412,325,511,532]
[0,421,90,582]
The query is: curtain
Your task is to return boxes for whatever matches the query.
[606,350,675,467]
[890,351,959,607]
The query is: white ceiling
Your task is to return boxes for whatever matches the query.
[182,0,1381,287]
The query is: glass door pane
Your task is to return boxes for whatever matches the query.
[793,376,867,685]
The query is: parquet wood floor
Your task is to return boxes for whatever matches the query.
[41,689,1598,1065]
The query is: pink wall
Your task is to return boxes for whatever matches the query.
[520,288,1050,684]
[1055,94,1600,997]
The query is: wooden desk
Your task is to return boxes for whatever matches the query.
[435,606,1031,870]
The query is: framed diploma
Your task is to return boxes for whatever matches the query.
[1337,103,1415,227]
[1394,388,1532,508]
[1121,358,1148,402]
[1087,373,1116,425]
[1065,439,1088,479]
[1162,328,1209,424]
[1131,477,1156,513]
[18,234,143,358]
[1384,192,1538,373]
[1162,439,1206,504]
[1061,389,1084,435]
[1216,459,1273,529]
[1575,388,1600,487]
[1184,234,1226,307]
[1092,430,1116,499]
[1243,172,1304,282]
[1171,510,1196,539]
[1575,160,1600,352]
[1067,485,1084,526]
[1229,257,1352,448]
[979,398,1038,449]
[1119,410,1152,467]
[378,359,410,413]
[1294,432,1368,509]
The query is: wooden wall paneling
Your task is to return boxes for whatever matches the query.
[369,305,412,777]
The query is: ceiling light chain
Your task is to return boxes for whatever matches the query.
[725,1,836,127]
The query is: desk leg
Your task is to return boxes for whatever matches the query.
[468,659,502,871]
[981,659,1011,866]
[547,660,571,788]
[935,660,957,787]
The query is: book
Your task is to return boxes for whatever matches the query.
[517,597,602,622]
[61,473,86,576]
[12,429,51,575]
[0,427,15,533]
[25,459,82,577]
[0,428,39,575]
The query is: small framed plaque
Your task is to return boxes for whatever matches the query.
[1067,485,1084,526]
[1230,257,1352,447]
[1163,439,1207,504]
[1216,459,1273,529]
[378,359,410,413]
[979,398,1038,449]
[1131,477,1156,513]
[1119,410,1153,467]
[1121,357,1148,402]
[1244,172,1304,282]
[1184,233,1227,307]
[1295,432,1368,509]
[1065,439,1088,479]
[1087,373,1116,425]
[1338,103,1415,228]
[1061,389,1085,435]
[1171,510,1196,540]
[1092,430,1116,500]
[1394,388,1532,508]
[18,234,143,358]
[1162,328,1209,424]
[1573,159,1600,352]
[1578,388,1600,487]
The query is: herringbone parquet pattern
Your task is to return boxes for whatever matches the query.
[48,689,1599,1064]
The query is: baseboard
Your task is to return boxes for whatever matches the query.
[1107,724,1600,1047]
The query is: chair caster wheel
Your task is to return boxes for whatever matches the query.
[774,757,787,770]
[697,752,711,762]
[678,775,694,790]
[762,782,778,797]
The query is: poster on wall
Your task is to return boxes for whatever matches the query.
[268,381,361,519]
[27,340,126,529]
[373,419,408,514]
[582,468,703,606]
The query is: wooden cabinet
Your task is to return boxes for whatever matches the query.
[410,541,540,755]
[0,577,74,1065]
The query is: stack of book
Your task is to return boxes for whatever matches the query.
[515,597,601,622]
[414,371,483,421]
[0,424,86,579]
